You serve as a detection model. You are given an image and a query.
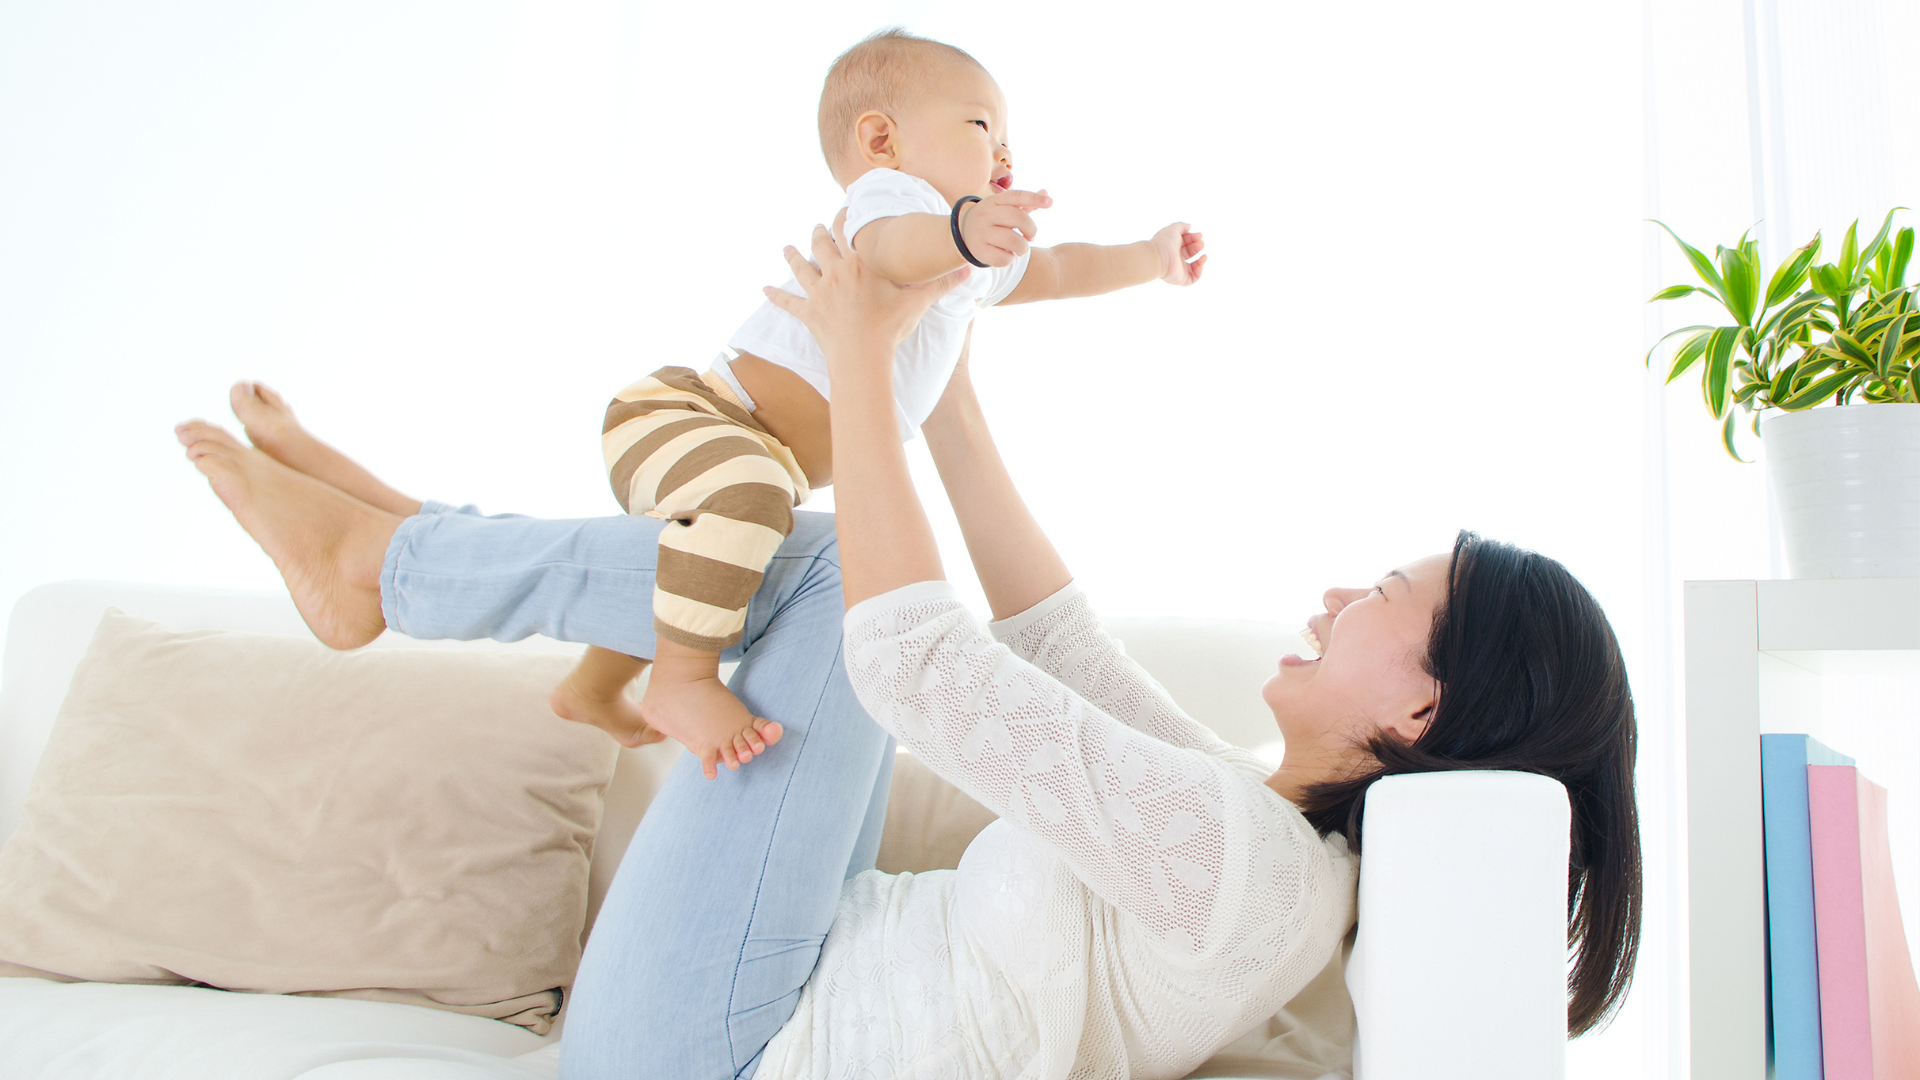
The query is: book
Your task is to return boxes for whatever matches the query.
[1762,734,1854,1079]
[1808,765,1920,1079]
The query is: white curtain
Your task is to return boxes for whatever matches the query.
[1643,0,1916,1074]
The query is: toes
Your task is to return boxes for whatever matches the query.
[254,382,290,412]
[176,420,246,453]
[229,381,280,445]
[755,719,783,747]
[176,413,245,443]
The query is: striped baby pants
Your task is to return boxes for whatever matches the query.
[601,366,810,652]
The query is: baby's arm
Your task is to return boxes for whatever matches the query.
[1000,223,1206,305]
[852,188,1053,284]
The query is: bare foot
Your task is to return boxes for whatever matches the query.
[638,673,783,780]
[228,381,424,518]
[176,419,396,649]
[549,669,668,749]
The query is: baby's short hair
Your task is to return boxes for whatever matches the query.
[818,28,986,184]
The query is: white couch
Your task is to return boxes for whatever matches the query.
[0,581,1572,1079]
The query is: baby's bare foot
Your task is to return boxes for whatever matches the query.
[176,419,395,649]
[229,381,422,517]
[640,674,783,780]
[550,670,665,748]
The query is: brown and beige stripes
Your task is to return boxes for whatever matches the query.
[602,366,810,652]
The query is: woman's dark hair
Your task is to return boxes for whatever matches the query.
[1297,530,1641,1037]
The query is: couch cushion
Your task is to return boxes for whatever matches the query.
[0,978,555,1080]
[0,611,619,1034]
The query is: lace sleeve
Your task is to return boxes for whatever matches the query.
[843,582,1345,959]
[989,584,1261,769]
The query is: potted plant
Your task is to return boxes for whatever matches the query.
[1649,210,1920,578]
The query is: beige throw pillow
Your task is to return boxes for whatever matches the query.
[0,611,618,1033]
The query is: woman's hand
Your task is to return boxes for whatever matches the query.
[763,212,969,385]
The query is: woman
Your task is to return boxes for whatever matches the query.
[177,226,1639,1080]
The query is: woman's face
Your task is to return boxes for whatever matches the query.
[1262,553,1453,758]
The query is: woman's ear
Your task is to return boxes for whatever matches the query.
[855,110,900,168]
[1378,691,1436,747]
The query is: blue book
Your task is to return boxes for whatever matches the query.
[1761,733,1855,1080]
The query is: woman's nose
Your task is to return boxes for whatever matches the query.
[1323,586,1368,614]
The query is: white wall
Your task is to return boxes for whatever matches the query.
[0,0,1644,631]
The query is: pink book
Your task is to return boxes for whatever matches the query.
[1808,765,1920,1080]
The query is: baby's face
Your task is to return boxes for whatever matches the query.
[889,60,1013,205]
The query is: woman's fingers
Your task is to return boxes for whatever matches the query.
[763,284,804,316]
[810,221,841,268]
[781,243,816,280]
[830,212,853,259]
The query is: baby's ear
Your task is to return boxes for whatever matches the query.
[854,110,899,167]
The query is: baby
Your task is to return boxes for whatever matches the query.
[551,29,1205,778]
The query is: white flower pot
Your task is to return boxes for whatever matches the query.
[1761,403,1920,578]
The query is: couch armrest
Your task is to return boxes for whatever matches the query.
[1346,771,1569,1080]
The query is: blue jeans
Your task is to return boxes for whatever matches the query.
[381,503,895,1079]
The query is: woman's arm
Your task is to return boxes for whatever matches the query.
[762,219,955,608]
[918,335,1071,621]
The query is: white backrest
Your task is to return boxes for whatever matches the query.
[1347,770,1571,1079]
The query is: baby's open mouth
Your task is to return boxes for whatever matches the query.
[992,175,1012,191]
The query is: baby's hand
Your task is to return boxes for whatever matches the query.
[958,188,1053,267]
[1152,223,1206,286]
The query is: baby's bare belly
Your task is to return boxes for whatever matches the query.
[728,351,833,490]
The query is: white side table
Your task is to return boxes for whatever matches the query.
[1684,578,1920,1078]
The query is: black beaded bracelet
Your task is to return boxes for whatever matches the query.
[950,195,989,268]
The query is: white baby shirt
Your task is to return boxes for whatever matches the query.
[725,168,1030,440]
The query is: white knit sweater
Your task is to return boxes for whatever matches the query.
[756,581,1358,1080]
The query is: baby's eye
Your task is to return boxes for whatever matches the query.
[971,120,989,131]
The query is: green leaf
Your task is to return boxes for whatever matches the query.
[1884,314,1911,378]
[1761,287,1827,329]
[1704,326,1739,418]
[1793,352,1839,384]
[1764,236,1821,310]
[1665,330,1712,382]
[1779,369,1856,410]
[1860,207,1905,267]
[1721,410,1748,462]
[1761,290,1829,342]
[1649,284,1703,301]
[1812,264,1848,298]
[1840,220,1861,282]
[1857,307,1904,345]
[1831,331,1874,367]
[1769,359,1799,402]
[1653,220,1729,301]
[1644,323,1716,368]
[1721,242,1760,326]
[1893,228,1914,290]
